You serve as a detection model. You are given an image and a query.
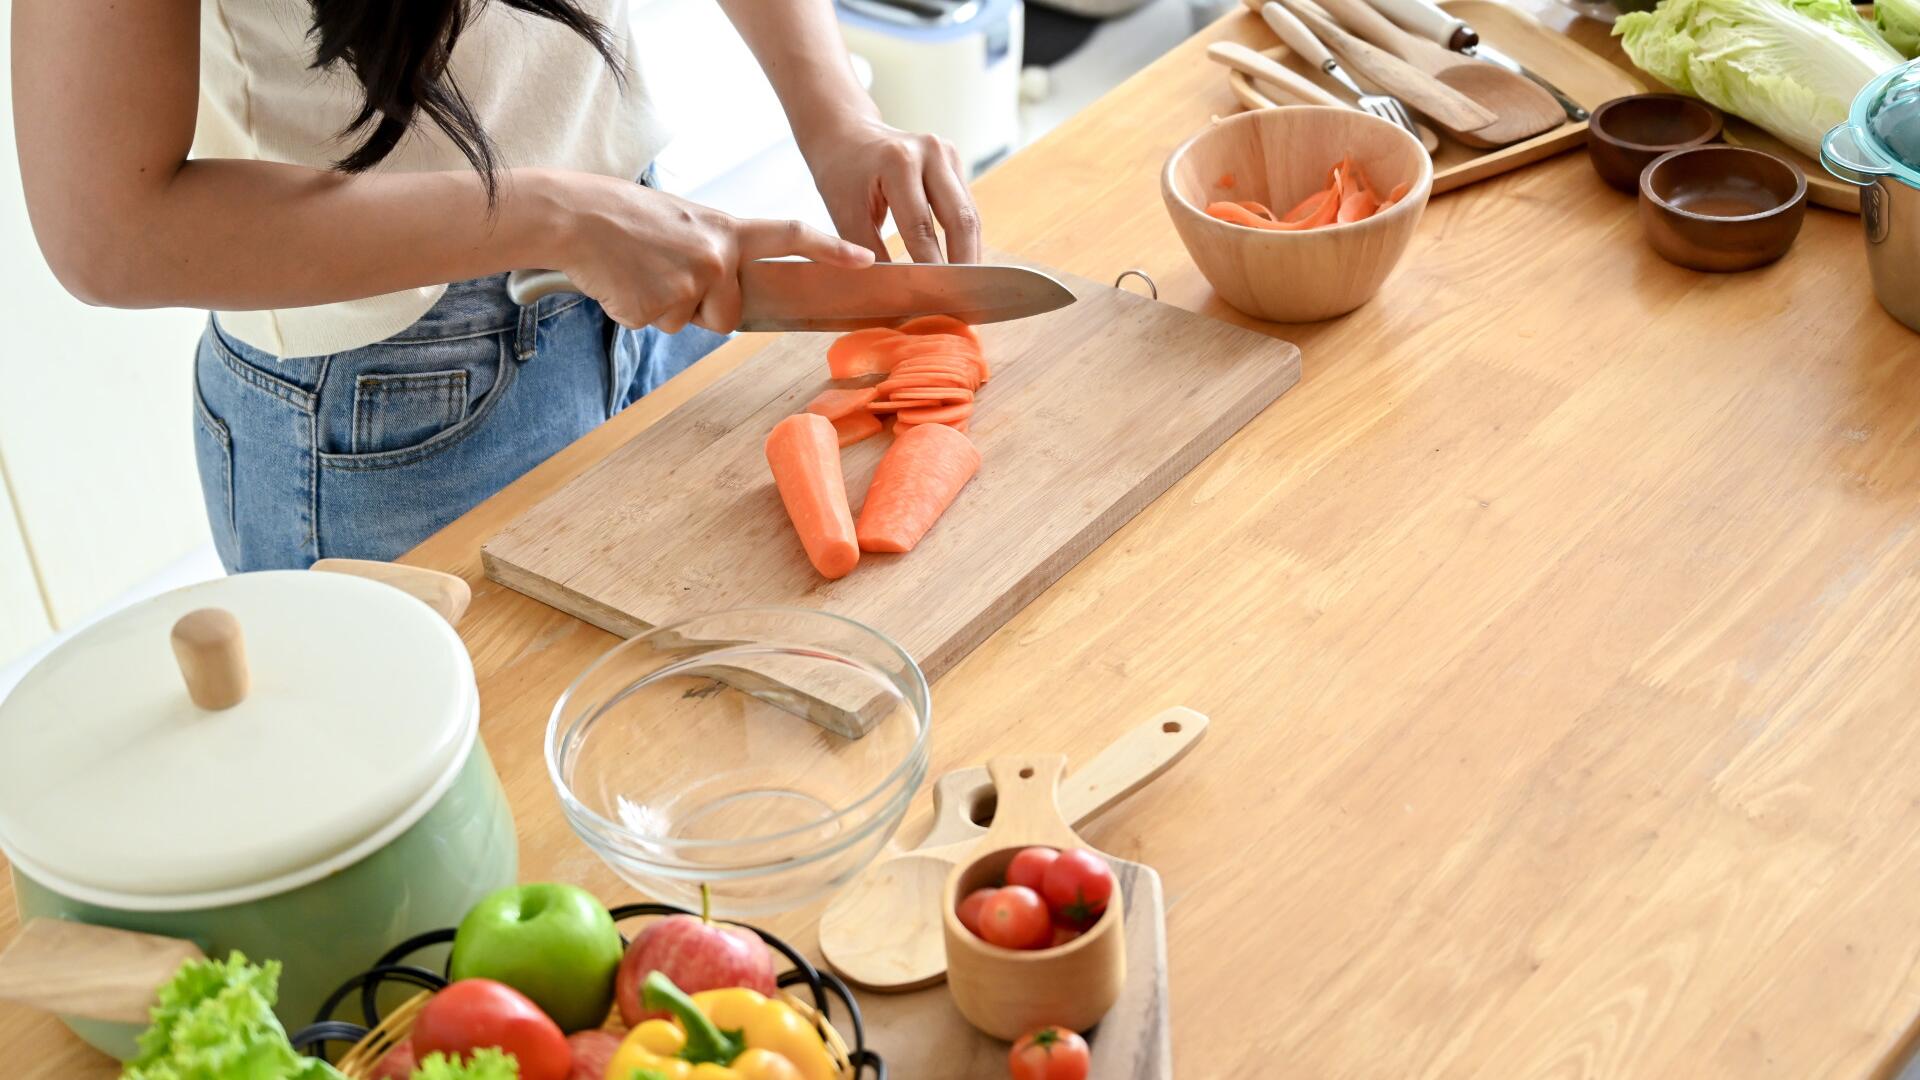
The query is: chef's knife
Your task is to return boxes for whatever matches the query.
[1360,0,1589,121]
[504,262,1076,331]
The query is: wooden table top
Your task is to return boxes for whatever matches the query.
[10,6,1920,1078]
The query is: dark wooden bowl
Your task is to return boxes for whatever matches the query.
[1638,145,1807,273]
[1587,94,1724,193]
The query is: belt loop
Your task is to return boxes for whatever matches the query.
[514,295,538,363]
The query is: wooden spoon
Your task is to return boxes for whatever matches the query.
[818,707,1207,992]
[1272,0,1496,139]
[1307,0,1563,146]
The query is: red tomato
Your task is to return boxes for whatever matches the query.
[1008,1026,1090,1080]
[1041,849,1114,929]
[565,1029,622,1080]
[957,887,997,937]
[369,1043,415,1080]
[411,979,571,1080]
[1005,846,1059,893]
[978,885,1052,949]
[1048,924,1081,948]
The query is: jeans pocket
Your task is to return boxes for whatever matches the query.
[351,369,470,455]
[191,364,239,570]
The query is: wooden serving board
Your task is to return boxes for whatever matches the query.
[853,765,1171,1079]
[482,266,1300,693]
[1228,0,1645,195]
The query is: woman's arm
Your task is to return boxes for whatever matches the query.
[12,0,866,329]
[717,0,982,264]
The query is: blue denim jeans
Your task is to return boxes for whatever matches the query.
[192,275,727,571]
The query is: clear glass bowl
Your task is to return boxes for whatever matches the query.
[547,608,930,917]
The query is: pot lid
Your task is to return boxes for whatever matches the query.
[1826,59,1920,187]
[0,570,476,903]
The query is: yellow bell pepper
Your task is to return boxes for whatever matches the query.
[604,972,837,1080]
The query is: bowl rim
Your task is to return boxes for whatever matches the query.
[1161,106,1434,239]
[545,605,931,852]
[1589,93,1724,154]
[1639,144,1809,223]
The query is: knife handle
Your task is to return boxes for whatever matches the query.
[506,268,577,307]
[1365,0,1475,50]
[1259,1,1336,72]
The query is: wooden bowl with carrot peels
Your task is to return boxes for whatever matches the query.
[1162,106,1432,323]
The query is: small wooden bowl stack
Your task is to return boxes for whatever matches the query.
[942,756,1127,1040]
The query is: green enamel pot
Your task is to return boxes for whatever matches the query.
[0,561,517,1060]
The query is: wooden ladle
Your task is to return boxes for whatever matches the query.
[1307,0,1564,146]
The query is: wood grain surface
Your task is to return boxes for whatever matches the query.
[7,5,1920,1079]
[482,266,1301,685]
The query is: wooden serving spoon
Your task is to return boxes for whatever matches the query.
[818,707,1207,992]
[1272,0,1496,140]
[1309,0,1563,146]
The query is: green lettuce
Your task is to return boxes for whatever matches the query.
[409,1049,520,1080]
[1877,0,1920,57]
[1617,0,1901,156]
[121,952,343,1080]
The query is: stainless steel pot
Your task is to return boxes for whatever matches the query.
[1822,60,1920,335]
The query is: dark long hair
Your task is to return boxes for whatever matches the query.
[307,0,624,197]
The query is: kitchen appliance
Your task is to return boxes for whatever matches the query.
[0,560,516,1059]
[837,0,1024,175]
[1822,59,1920,334]
[506,260,1075,328]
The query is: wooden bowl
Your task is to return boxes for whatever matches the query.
[1162,106,1432,323]
[1638,145,1807,272]
[942,757,1127,1040]
[1587,93,1723,193]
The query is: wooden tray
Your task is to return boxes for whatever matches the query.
[1228,0,1644,195]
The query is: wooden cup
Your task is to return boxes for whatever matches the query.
[943,755,1126,1040]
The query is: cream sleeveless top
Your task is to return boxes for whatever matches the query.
[194,0,666,358]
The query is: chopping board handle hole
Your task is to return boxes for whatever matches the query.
[969,792,998,827]
[1163,719,1183,733]
[1114,269,1159,300]
[1018,766,1035,779]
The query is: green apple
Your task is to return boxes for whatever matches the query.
[449,883,622,1032]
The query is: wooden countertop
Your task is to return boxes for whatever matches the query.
[11,6,1920,1077]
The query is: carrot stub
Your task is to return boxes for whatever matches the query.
[856,423,981,554]
[765,413,860,578]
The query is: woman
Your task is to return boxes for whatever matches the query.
[13,0,980,570]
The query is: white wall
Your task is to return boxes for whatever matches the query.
[0,0,213,661]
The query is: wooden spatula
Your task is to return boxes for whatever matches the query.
[1274,0,1497,138]
[0,920,204,1024]
[818,707,1207,992]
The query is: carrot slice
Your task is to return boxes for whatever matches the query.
[891,402,974,426]
[832,410,883,448]
[855,423,981,553]
[805,386,881,422]
[1236,200,1276,221]
[1338,189,1380,223]
[867,399,931,413]
[1381,180,1411,209]
[827,328,905,380]
[1218,172,1236,190]
[1283,189,1336,225]
[765,414,859,579]
[896,315,979,345]
[890,387,974,403]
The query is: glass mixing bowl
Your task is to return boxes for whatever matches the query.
[547,608,930,917]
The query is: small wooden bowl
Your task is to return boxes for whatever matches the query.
[1638,145,1807,272]
[1162,107,1432,323]
[943,757,1126,1040]
[1587,94,1723,192]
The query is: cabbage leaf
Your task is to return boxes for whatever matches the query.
[1877,0,1920,57]
[1617,0,1901,156]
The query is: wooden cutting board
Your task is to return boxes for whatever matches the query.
[482,265,1300,693]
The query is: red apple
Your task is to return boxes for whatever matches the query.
[615,885,777,1025]
[566,1029,623,1080]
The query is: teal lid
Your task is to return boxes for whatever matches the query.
[1824,58,1920,188]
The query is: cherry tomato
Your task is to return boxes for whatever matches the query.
[958,887,997,937]
[412,978,571,1080]
[1005,846,1060,893]
[1041,848,1114,929]
[978,884,1053,949]
[1048,924,1082,948]
[369,1043,415,1080]
[1008,1026,1090,1080]
[566,1028,623,1080]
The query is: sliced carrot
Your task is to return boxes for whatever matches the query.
[855,423,981,553]
[832,410,883,448]
[885,366,978,386]
[1338,189,1380,223]
[1283,188,1335,225]
[1206,201,1277,228]
[866,399,929,413]
[1236,200,1276,221]
[1381,180,1411,208]
[889,387,974,403]
[1218,172,1237,190]
[896,315,979,345]
[826,328,905,380]
[891,402,974,426]
[804,386,881,422]
[765,414,859,579]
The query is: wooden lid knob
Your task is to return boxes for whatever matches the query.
[170,608,248,710]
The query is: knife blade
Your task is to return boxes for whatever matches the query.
[504,262,1076,331]
[1359,0,1588,121]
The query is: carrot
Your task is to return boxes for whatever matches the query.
[890,387,974,403]
[891,402,974,426]
[1381,180,1411,208]
[867,399,942,413]
[1206,201,1277,228]
[1218,172,1236,189]
[764,413,859,579]
[1338,189,1380,223]
[855,423,981,553]
[896,315,980,346]
[1282,188,1336,225]
[832,410,883,448]
[826,328,904,380]
[805,386,881,421]
[1236,200,1276,221]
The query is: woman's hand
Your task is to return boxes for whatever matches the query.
[553,175,874,333]
[801,118,984,265]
